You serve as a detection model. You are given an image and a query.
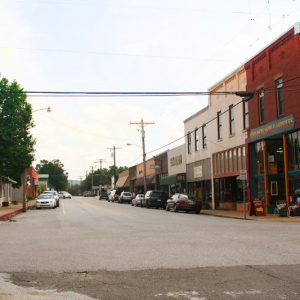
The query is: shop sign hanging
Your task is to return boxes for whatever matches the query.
[249,115,295,142]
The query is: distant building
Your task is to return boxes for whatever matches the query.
[0,176,16,206]
[116,170,129,191]
[159,144,186,195]
[38,174,49,192]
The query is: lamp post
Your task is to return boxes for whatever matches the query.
[22,107,51,211]
[89,166,95,196]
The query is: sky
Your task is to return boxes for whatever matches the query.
[0,0,300,180]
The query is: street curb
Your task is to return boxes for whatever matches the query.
[200,212,255,221]
[0,204,36,221]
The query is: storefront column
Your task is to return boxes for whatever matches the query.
[283,134,289,205]
[210,158,215,210]
[262,139,269,214]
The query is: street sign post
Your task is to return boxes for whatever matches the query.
[237,170,247,219]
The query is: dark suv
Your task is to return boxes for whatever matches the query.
[99,191,108,200]
[141,190,168,209]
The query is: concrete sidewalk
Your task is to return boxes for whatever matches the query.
[0,200,36,221]
[201,209,300,222]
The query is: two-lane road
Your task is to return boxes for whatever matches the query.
[0,196,300,299]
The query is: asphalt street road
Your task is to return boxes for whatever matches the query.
[0,196,300,299]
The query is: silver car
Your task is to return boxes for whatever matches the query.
[36,194,57,209]
[42,191,60,207]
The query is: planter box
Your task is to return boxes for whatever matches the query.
[219,202,237,210]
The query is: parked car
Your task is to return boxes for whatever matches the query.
[62,192,72,199]
[36,193,57,209]
[131,194,144,206]
[118,191,133,203]
[141,190,168,209]
[108,190,121,202]
[42,190,59,207]
[83,191,92,197]
[99,191,108,200]
[166,193,202,214]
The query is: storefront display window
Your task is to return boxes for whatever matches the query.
[229,150,232,172]
[253,141,264,175]
[289,174,300,197]
[233,149,237,171]
[287,130,300,171]
[241,147,245,169]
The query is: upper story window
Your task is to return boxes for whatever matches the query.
[276,78,284,117]
[229,104,235,135]
[187,132,192,154]
[194,128,199,151]
[243,100,249,130]
[258,89,265,123]
[202,125,207,149]
[217,111,222,140]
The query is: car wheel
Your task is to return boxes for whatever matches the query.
[185,210,189,213]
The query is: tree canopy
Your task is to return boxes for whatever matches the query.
[0,77,35,186]
[82,166,128,191]
[36,159,68,191]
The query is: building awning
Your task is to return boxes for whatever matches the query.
[134,175,155,187]
[0,176,17,184]
[159,173,186,186]
[116,175,129,188]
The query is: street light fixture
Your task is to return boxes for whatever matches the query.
[32,106,51,113]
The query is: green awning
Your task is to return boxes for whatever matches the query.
[159,173,186,185]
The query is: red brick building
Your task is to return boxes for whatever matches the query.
[26,166,39,199]
[245,23,300,215]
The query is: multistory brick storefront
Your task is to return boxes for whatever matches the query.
[245,23,300,215]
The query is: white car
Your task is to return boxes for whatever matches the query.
[131,194,144,206]
[61,191,72,199]
[118,192,133,204]
[42,191,60,207]
[36,194,57,209]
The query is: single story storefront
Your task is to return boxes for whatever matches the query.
[159,173,186,195]
[247,115,300,215]
[186,158,212,209]
[213,145,247,211]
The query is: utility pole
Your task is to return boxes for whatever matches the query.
[107,146,122,189]
[95,159,105,170]
[130,119,154,193]
[95,159,105,191]
[90,166,94,195]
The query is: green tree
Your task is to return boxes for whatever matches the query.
[81,166,128,191]
[36,159,68,191]
[0,77,35,186]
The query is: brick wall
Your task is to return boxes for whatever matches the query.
[245,26,300,129]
